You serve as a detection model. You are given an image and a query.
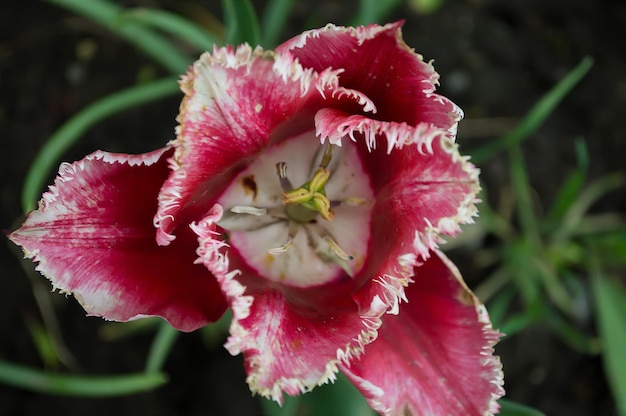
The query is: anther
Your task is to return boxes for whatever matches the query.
[275,162,293,192]
[330,197,368,208]
[230,206,267,216]
[323,235,353,261]
[268,237,293,255]
[319,142,333,169]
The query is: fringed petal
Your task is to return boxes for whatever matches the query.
[192,208,372,404]
[316,107,480,265]
[341,251,504,416]
[155,44,355,245]
[279,22,463,133]
[9,149,226,331]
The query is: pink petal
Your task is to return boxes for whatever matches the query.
[342,251,504,416]
[279,22,462,133]
[316,108,480,261]
[9,149,226,332]
[155,45,359,245]
[192,212,369,403]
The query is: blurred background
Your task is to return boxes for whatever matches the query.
[1,0,625,415]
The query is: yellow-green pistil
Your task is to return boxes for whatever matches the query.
[281,143,335,223]
[282,167,334,222]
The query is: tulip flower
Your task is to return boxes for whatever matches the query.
[10,22,504,415]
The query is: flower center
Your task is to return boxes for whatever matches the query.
[281,142,334,222]
[216,131,373,287]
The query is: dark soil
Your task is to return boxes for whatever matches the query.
[1,1,625,415]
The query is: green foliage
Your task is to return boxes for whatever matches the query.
[7,1,620,415]
[408,0,446,15]
[468,56,626,414]
[591,266,626,416]
[260,372,375,416]
[260,0,296,47]
[116,7,220,51]
[0,361,167,396]
[351,0,405,25]
[470,57,594,165]
[45,0,191,74]
[21,77,180,213]
[145,323,180,374]
[499,399,546,416]
[223,0,261,46]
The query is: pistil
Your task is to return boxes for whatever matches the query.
[280,143,335,222]
[216,132,373,288]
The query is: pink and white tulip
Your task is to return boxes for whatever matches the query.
[10,22,504,415]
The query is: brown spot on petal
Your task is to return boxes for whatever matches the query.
[290,338,302,351]
[458,287,475,306]
[263,253,275,267]
[400,404,414,416]
[260,50,276,61]
[241,175,257,200]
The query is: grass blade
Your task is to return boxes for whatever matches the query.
[260,0,295,47]
[46,0,191,74]
[499,399,546,416]
[545,137,589,227]
[508,145,539,243]
[222,0,261,46]
[591,266,626,416]
[470,56,594,165]
[260,372,374,416]
[498,310,536,338]
[557,173,625,240]
[21,77,180,213]
[0,361,167,396]
[350,0,405,25]
[117,8,220,52]
[145,322,179,373]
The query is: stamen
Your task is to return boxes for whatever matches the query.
[305,224,356,277]
[309,168,330,192]
[319,142,333,169]
[230,206,267,216]
[275,162,293,191]
[330,197,368,207]
[323,235,353,261]
[282,167,334,221]
[268,237,293,255]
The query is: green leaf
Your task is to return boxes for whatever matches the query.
[556,173,625,241]
[408,0,446,14]
[504,241,541,305]
[508,145,539,243]
[117,7,220,52]
[261,372,375,416]
[21,77,179,213]
[583,230,626,267]
[0,361,167,396]
[544,305,598,354]
[350,0,405,25]
[545,137,589,227]
[486,284,517,328]
[498,310,536,338]
[200,308,232,350]
[145,322,179,373]
[499,399,546,416]
[591,269,626,416]
[260,0,296,47]
[25,318,60,369]
[222,0,261,46]
[260,394,302,416]
[470,56,594,164]
[46,0,191,74]
[98,318,161,341]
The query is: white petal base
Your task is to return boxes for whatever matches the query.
[217,131,373,287]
